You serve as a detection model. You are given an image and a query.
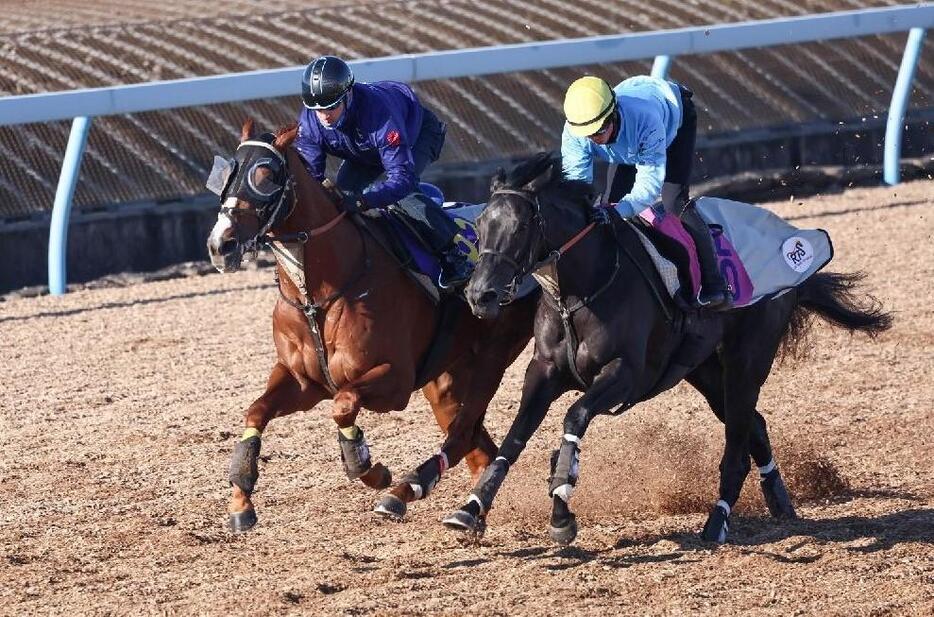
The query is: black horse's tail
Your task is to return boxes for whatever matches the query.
[783,271,893,358]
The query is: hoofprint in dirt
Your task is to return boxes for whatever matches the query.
[1,180,932,615]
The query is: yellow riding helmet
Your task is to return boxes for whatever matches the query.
[563,76,616,137]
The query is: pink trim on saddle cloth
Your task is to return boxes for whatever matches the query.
[637,206,701,299]
[709,226,754,306]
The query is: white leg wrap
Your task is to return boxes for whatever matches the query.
[409,483,423,500]
[716,499,732,516]
[758,459,776,476]
[562,433,582,445]
[495,455,508,464]
[437,451,449,474]
[467,493,486,515]
[552,483,574,503]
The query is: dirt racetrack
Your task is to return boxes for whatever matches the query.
[1,180,932,615]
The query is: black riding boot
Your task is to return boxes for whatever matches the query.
[680,206,733,311]
[437,243,471,289]
[393,193,471,290]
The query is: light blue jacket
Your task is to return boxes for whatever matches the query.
[561,76,684,218]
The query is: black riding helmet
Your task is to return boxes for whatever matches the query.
[301,56,354,110]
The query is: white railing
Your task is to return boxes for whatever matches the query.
[0,4,929,294]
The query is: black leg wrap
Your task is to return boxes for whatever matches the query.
[548,440,580,499]
[229,436,261,495]
[760,467,797,519]
[401,456,444,499]
[338,429,372,479]
[469,457,510,513]
[700,503,731,544]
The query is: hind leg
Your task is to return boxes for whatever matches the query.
[687,356,797,523]
[374,357,503,519]
[376,301,534,520]
[701,304,797,543]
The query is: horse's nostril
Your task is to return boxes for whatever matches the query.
[220,239,238,255]
[479,290,498,305]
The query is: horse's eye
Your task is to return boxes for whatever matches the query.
[249,164,282,197]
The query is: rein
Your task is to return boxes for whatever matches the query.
[483,189,598,279]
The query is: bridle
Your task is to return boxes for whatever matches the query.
[210,135,366,394]
[212,138,354,257]
[480,186,619,389]
[479,188,598,303]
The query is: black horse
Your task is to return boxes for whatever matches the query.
[442,153,892,544]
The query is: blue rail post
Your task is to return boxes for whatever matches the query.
[48,116,92,295]
[884,28,926,186]
[651,55,673,79]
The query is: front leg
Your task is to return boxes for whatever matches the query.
[443,356,566,535]
[332,362,408,490]
[549,357,633,545]
[229,362,328,532]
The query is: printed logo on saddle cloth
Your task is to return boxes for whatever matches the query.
[450,217,480,265]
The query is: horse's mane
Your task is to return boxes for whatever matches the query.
[496,152,594,210]
[273,123,299,149]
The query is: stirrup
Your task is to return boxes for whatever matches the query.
[698,288,734,312]
[438,269,469,290]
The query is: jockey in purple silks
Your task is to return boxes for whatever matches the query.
[294,55,469,288]
[561,75,733,310]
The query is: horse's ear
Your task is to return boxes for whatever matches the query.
[240,118,255,142]
[522,154,561,193]
[274,123,299,150]
[490,168,506,193]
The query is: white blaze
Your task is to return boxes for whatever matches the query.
[208,197,238,250]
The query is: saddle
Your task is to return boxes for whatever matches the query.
[364,192,481,304]
[621,214,699,311]
[625,198,833,308]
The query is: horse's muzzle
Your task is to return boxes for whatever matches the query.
[466,284,503,320]
[207,236,243,273]
[207,214,245,273]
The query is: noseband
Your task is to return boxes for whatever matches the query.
[480,188,598,302]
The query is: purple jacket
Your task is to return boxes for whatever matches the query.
[295,81,425,209]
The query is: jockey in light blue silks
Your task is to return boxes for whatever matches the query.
[294,55,469,288]
[561,75,733,310]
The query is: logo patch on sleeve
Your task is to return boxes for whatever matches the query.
[386,130,401,147]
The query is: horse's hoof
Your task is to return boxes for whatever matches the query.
[761,470,798,519]
[548,513,578,546]
[361,463,393,490]
[373,494,406,520]
[228,508,258,533]
[443,509,479,533]
[700,504,729,544]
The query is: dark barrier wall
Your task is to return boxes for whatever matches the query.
[2,201,218,293]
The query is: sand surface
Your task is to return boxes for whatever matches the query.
[1,180,932,615]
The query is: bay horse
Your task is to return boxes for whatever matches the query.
[443,153,892,544]
[205,120,537,531]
